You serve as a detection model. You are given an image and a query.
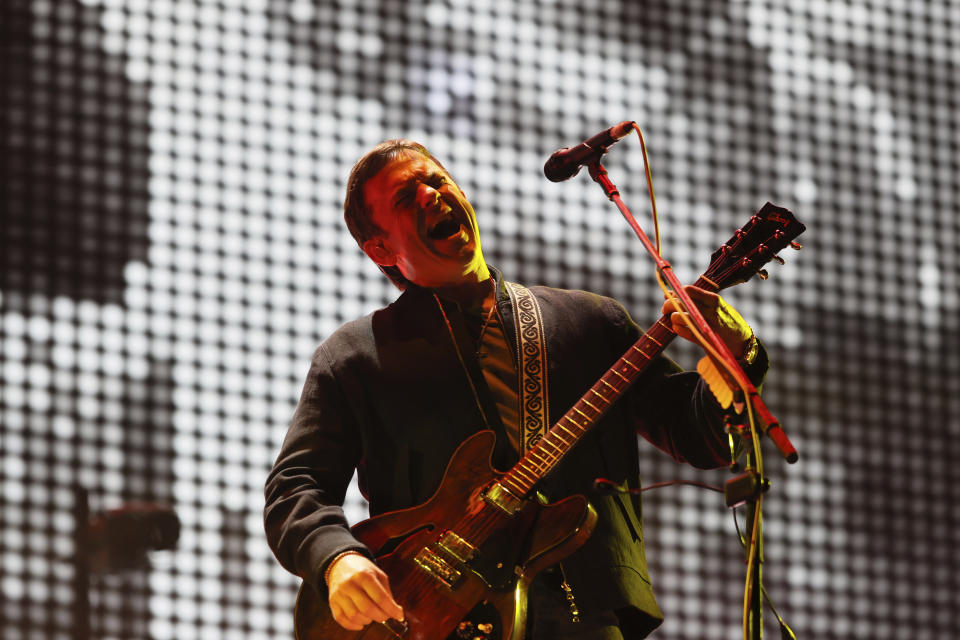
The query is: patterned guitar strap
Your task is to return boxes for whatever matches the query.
[503,281,549,455]
[502,281,580,622]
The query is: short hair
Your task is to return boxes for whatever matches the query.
[343,139,453,290]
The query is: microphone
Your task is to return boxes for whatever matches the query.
[543,120,635,182]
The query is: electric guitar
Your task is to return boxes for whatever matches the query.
[294,203,805,640]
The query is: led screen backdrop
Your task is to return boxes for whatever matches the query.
[2,0,958,638]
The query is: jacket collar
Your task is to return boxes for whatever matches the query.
[399,265,508,312]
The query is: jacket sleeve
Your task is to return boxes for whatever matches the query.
[263,344,373,596]
[603,297,769,469]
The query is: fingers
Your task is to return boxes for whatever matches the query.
[661,286,719,315]
[330,580,395,629]
[667,310,693,334]
[661,286,753,355]
[372,569,405,621]
[328,559,404,631]
[683,285,720,305]
[356,568,404,622]
[329,597,365,631]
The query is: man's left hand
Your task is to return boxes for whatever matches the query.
[660,286,755,358]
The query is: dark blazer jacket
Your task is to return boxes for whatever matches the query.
[264,269,768,637]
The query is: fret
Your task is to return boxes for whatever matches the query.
[572,407,590,423]
[514,464,541,485]
[699,275,719,290]
[524,455,547,472]
[510,480,533,495]
[532,452,558,472]
[589,388,608,403]
[642,331,663,347]
[582,398,600,413]
[575,403,595,418]
[600,379,618,392]
[527,449,550,466]
[512,464,537,485]
[529,453,557,475]
[620,357,640,372]
[656,318,674,332]
[631,345,652,359]
[527,459,552,480]
[556,423,579,440]
[562,415,584,432]
[611,369,629,382]
[538,438,563,460]
[550,430,573,447]
[500,475,526,496]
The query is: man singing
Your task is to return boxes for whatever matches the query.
[264,139,767,639]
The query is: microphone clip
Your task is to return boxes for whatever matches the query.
[724,469,770,508]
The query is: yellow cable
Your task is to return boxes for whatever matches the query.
[631,125,662,256]
[628,124,766,639]
[631,125,764,481]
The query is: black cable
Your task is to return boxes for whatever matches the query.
[628,478,797,638]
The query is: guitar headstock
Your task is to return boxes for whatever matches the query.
[702,203,805,290]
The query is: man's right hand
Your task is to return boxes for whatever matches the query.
[326,552,405,631]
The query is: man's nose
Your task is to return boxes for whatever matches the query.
[416,184,441,209]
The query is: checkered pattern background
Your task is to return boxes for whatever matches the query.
[2,1,958,638]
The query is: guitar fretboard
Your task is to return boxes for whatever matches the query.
[491,203,803,499]
[496,277,712,498]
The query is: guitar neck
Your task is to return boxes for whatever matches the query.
[498,276,716,497]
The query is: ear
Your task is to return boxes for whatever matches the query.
[362,237,397,267]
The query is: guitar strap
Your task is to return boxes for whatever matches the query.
[504,282,582,622]
[503,282,549,455]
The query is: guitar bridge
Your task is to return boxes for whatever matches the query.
[414,545,463,589]
[414,531,477,589]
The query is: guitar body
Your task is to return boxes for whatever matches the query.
[294,430,598,640]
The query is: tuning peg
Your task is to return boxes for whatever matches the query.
[757,269,769,280]
[789,241,802,250]
[772,254,785,265]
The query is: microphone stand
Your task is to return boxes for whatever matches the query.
[730,446,767,640]
[585,158,794,640]
[746,455,764,639]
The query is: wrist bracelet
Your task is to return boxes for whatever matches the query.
[324,550,363,587]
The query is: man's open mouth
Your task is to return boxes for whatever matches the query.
[427,217,463,240]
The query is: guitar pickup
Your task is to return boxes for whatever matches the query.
[437,530,477,563]
[483,481,524,515]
